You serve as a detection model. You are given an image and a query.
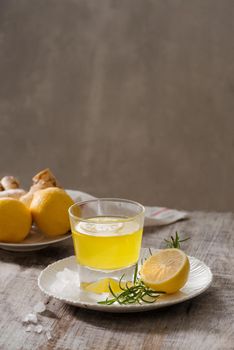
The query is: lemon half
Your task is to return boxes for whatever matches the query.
[140,249,190,294]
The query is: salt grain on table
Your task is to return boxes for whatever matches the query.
[22,303,53,338]
[22,313,38,324]
[33,301,46,314]
[46,330,52,340]
[34,325,43,334]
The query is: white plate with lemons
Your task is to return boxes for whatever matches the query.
[0,225,72,252]
[38,248,213,313]
[0,190,93,252]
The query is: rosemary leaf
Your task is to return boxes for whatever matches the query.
[98,268,164,306]
[164,231,190,249]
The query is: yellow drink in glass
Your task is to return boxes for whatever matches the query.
[69,199,145,284]
[72,216,143,270]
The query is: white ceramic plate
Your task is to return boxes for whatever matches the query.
[38,248,213,313]
[0,189,94,252]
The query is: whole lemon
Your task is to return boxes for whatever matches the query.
[30,188,74,236]
[0,198,32,243]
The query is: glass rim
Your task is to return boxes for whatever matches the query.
[68,198,145,223]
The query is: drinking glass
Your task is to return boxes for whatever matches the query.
[69,198,145,285]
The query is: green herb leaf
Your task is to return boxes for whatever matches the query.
[133,263,138,284]
[164,231,190,249]
[98,266,165,306]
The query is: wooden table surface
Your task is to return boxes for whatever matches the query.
[0,211,233,350]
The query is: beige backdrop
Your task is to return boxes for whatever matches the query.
[0,0,234,211]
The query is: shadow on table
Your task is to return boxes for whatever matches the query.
[0,243,74,268]
[68,287,219,335]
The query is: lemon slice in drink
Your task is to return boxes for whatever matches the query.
[140,249,190,294]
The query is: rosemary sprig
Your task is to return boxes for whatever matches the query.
[164,231,190,249]
[98,264,164,305]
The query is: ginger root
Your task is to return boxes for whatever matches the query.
[0,169,59,207]
[31,168,59,192]
[0,176,26,199]
[20,168,59,207]
[0,176,20,190]
[0,189,26,199]
[20,192,34,208]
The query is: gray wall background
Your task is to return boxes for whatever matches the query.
[0,0,234,211]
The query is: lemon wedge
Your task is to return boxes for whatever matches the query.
[83,278,127,294]
[140,249,190,294]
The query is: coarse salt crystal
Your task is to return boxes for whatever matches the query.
[22,313,38,324]
[46,330,52,340]
[34,325,43,334]
[49,268,80,299]
[33,301,46,314]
